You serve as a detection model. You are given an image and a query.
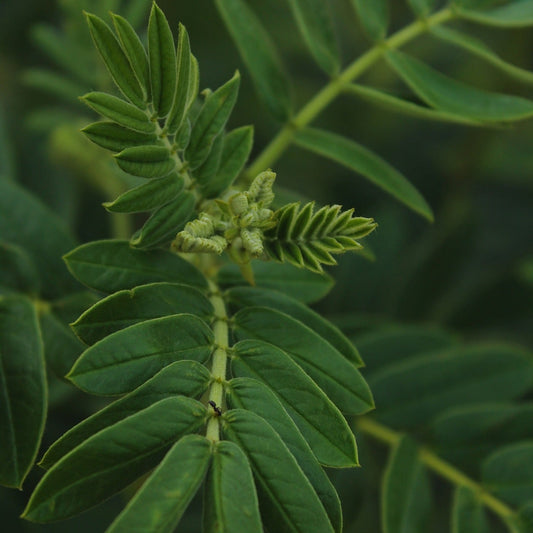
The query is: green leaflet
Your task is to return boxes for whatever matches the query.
[85,13,145,108]
[217,261,334,303]
[81,92,155,133]
[369,344,533,429]
[167,23,192,135]
[68,314,214,395]
[186,71,240,169]
[286,0,340,76]
[215,0,292,120]
[226,286,362,365]
[294,127,433,221]
[227,377,342,532]
[382,436,432,533]
[0,296,46,488]
[407,0,437,16]
[203,440,263,533]
[194,133,224,188]
[22,397,207,523]
[41,361,210,469]
[82,121,159,153]
[430,403,533,466]
[175,118,192,150]
[430,26,533,86]
[104,172,184,213]
[130,190,195,249]
[351,0,389,41]
[111,13,150,99]
[63,239,207,293]
[201,125,254,198]
[231,340,359,468]
[345,84,484,126]
[222,409,335,533]
[482,441,533,506]
[148,3,177,117]
[0,242,40,295]
[0,181,77,299]
[353,324,458,375]
[452,486,489,533]
[115,145,175,178]
[385,50,533,122]
[107,434,212,533]
[73,282,213,345]
[187,55,200,111]
[233,308,374,415]
[456,1,533,27]
[39,311,85,378]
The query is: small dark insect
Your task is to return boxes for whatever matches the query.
[208,400,222,416]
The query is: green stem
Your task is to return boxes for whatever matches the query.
[243,7,454,182]
[205,278,230,441]
[356,417,516,526]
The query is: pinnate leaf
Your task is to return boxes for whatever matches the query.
[286,0,340,75]
[64,239,207,293]
[0,296,46,488]
[107,435,212,533]
[385,49,533,122]
[295,127,433,220]
[68,314,214,395]
[22,397,206,522]
[85,12,145,108]
[231,339,359,467]
[215,0,292,120]
[203,440,262,533]
[222,409,335,533]
[41,361,210,469]
[73,282,213,345]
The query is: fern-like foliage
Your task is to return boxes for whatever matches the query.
[264,202,377,272]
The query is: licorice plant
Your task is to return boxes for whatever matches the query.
[2,1,533,532]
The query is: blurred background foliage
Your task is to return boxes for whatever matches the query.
[0,0,532,531]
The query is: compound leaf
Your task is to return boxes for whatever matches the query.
[231,340,359,468]
[73,282,213,345]
[215,0,292,120]
[223,409,335,533]
[295,127,433,221]
[286,0,340,75]
[64,239,207,293]
[385,49,533,122]
[68,314,213,395]
[22,397,207,522]
[233,308,374,415]
[203,440,262,533]
[41,361,210,469]
[0,296,46,488]
[107,434,212,533]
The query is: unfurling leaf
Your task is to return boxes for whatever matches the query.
[264,201,376,272]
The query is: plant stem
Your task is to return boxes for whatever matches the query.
[243,7,454,182]
[205,278,229,441]
[356,417,516,526]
